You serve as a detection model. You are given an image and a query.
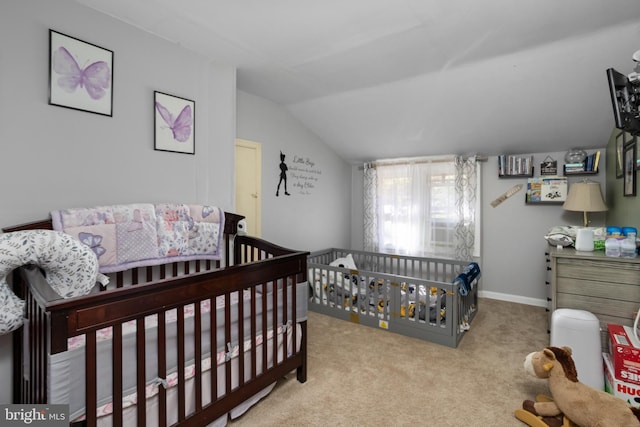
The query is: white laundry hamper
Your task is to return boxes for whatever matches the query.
[550,308,604,390]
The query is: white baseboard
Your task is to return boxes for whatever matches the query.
[479,290,547,308]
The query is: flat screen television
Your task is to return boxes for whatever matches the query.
[607,67,640,134]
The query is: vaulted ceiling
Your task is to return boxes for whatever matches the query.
[77,0,640,163]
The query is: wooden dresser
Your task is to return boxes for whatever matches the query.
[546,247,640,346]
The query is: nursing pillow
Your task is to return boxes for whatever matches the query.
[0,230,108,334]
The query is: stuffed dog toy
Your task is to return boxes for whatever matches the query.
[518,346,640,427]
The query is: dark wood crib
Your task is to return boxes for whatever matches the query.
[3,213,308,426]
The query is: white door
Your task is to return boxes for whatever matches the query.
[235,139,262,237]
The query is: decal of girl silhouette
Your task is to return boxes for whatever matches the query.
[276,151,290,196]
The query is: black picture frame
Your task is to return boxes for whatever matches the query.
[49,29,113,116]
[154,91,195,155]
[616,130,625,178]
[624,139,636,197]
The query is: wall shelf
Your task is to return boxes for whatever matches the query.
[525,194,563,205]
[563,166,599,176]
[562,151,601,175]
[499,168,534,178]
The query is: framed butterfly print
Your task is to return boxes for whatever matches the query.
[49,30,113,116]
[154,91,195,154]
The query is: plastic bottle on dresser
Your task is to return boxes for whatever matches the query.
[605,238,621,257]
[620,232,637,258]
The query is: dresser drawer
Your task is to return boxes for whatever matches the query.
[556,277,640,303]
[555,292,639,324]
[556,258,640,286]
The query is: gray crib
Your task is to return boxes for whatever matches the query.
[308,248,479,348]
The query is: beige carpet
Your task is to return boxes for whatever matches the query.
[229,298,551,427]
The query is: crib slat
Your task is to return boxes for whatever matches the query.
[250,287,257,379]
[136,318,147,426]
[30,296,38,402]
[282,278,289,360]
[113,324,123,427]
[224,292,232,394]
[177,307,186,421]
[238,290,245,387]
[158,311,167,427]
[261,283,268,377]
[86,331,97,426]
[271,284,278,368]
[117,271,124,288]
[194,303,202,411]
[210,299,218,402]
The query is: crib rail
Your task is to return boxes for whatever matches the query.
[309,248,468,281]
[308,248,479,348]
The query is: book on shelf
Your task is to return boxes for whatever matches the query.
[498,154,533,176]
[526,177,542,202]
[564,151,600,173]
[526,176,567,202]
[564,162,585,173]
[584,151,601,172]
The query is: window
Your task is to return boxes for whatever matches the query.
[364,156,479,259]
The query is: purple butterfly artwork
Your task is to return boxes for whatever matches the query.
[155,101,192,142]
[78,232,106,258]
[52,46,111,100]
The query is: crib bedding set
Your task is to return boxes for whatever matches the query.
[1,203,308,427]
[50,202,225,273]
[308,248,479,348]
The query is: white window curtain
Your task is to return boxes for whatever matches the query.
[363,156,479,260]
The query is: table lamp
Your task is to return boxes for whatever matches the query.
[562,180,608,251]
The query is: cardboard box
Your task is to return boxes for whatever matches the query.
[604,352,640,408]
[608,324,640,385]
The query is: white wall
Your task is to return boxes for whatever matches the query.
[351,151,607,306]
[0,0,237,403]
[237,91,352,252]
[482,152,606,304]
[0,0,237,228]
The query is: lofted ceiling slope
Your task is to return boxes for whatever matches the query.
[76,0,640,163]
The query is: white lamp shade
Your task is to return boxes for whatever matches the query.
[562,181,607,227]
